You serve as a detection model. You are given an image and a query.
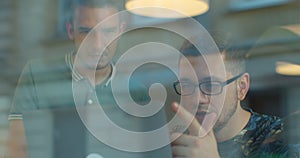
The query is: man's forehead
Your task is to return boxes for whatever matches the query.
[74,6,119,22]
[180,56,208,71]
[179,54,227,80]
[180,54,223,67]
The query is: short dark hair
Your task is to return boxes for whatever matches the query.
[180,31,246,75]
[68,0,125,24]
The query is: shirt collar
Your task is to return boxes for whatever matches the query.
[65,51,115,86]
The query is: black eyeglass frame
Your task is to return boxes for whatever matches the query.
[173,73,244,96]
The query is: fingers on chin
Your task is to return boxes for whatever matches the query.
[171,146,187,157]
[171,134,201,147]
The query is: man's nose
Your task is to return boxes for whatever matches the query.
[184,90,210,112]
[92,31,107,49]
[197,89,210,104]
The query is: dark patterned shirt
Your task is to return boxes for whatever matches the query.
[218,108,299,158]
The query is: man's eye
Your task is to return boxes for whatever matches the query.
[102,28,117,34]
[201,82,221,93]
[181,83,194,91]
[78,28,92,34]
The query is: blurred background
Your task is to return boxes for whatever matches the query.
[0,0,300,157]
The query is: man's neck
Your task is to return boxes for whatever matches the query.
[215,104,251,142]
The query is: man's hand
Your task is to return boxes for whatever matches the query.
[170,102,220,158]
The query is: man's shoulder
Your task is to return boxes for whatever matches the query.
[254,112,282,131]
[244,111,299,157]
[27,55,69,72]
[10,54,75,114]
[247,111,283,144]
[245,108,282,130]
[25,55,71,80]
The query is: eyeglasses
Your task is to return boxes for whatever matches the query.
[173,73,244,96]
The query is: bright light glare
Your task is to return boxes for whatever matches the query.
[276,61,300,76]
[126,0,209,18]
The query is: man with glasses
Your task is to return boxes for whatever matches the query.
[170,39,296,157]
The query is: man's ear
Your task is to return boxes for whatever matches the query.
[119,22,126,33]
[237,73,250,101]
[115,22,126,41]
[66,21,74,40]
